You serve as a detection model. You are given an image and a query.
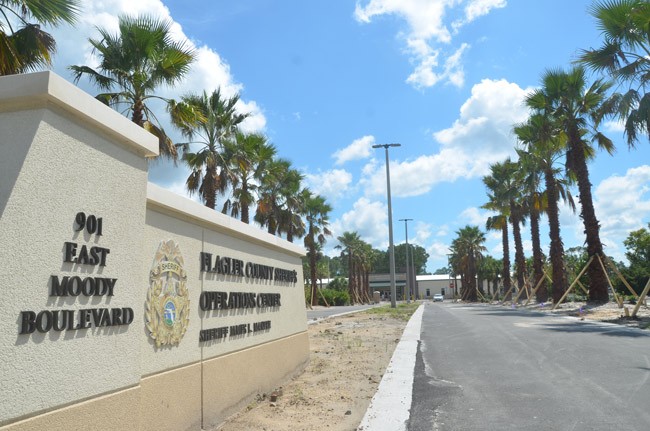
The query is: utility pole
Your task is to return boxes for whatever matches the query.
[372,143,400,308]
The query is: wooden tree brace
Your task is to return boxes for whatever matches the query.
[631,277,650,318]
[596,254,622,307]
[602,254,639,300]
[552,255,594,310]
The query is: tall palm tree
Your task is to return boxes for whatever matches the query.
[336,231,365,303]
[578,0,650,146]
[450,225,486,302]
[516,148,547,302]
[277,179,307,243]
[484,160,527,296]
[0,0,79,75]
[222,132,276,224]
[303,192,332,306]
[69,15,196,159]
[514,113,576,303]
[255,159,294,235]
[527,66,615,302]
[173,89,248,209]
[484,213,511,298]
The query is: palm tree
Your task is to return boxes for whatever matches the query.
[578,0,650,146]
[450,225,486,302]
[303,192,332,306]
[255,159,294,235]
[337,231,371,304]
[173,89,249,209]
[484,213,511,299]
[277,180,307,243]
[514,113,576,303]
[69,15,196,159]
[222,132,276,224]
[526,66,616,302]
[484,160,527,297]
[0,0,79,75]
[517,149,547,302]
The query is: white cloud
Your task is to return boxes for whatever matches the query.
[304,169,354,202]
[427,241,452,266]
[354,0,506,88]
[459,207,488,226]
[333,135,375,165]
[453,0,507,30]
[330,198,388,248]
[594,166,650,260]
[361,79,529,199]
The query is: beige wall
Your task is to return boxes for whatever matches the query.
[0,72,309,430]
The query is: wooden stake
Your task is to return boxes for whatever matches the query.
[552,255,594,310]
[500,284,515,305]
[524,273,547,306]
[596,254,622,307]
[603,254,639,300]
[631,277,650,318]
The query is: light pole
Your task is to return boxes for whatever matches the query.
[399,218,413,303]
[373,143,400,308]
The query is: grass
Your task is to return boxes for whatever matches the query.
[364,301,421,321]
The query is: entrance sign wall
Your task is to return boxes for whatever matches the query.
[0,72,309,431]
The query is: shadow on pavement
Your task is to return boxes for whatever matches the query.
[538,322,650,338]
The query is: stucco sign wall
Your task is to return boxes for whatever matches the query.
[0,72,309,431]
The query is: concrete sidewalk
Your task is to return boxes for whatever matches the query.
[358,303,424,431]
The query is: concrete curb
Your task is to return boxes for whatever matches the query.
[357,303,424,431]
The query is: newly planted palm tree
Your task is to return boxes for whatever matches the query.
[516,148,547,302]
[578,0,650,146]
[336,231,365,303]
[484,159,527,296]
[0,0,79,75]
[275,173,306,242]
[173,89,248,209]
[303,192,332,306]
[450,225,486,302]
[514,113,576,303]
[69,15,195,159]
[527,67,615,302]
[255,159,294,235]
[222,132,276,224]
[484,213,511,299]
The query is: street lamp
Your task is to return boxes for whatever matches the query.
[373,143,401,308]
[399,218,413,303]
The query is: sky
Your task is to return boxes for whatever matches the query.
[45,0,650,273]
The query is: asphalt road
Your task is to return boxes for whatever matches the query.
[409,302,650,431]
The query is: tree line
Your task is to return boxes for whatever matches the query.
[304,231,430,306]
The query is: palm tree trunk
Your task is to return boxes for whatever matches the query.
[241,178,250,224]
[468,255,477,302]
[530,205,547,302]
[502,223,511,300]
[205,165,217,210]
[571,139,608,302]
[131,97,145,127]
[545,168,567,303]
[510,207,526,298]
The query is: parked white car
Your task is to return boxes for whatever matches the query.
[433,294,444,302]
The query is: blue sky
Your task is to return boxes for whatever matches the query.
[48,0,650,272]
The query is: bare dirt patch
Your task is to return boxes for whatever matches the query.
[215,310,409,431]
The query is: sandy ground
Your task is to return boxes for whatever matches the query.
[519,299,650,328]
[215,299,650,431]
[216,311,408,431]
